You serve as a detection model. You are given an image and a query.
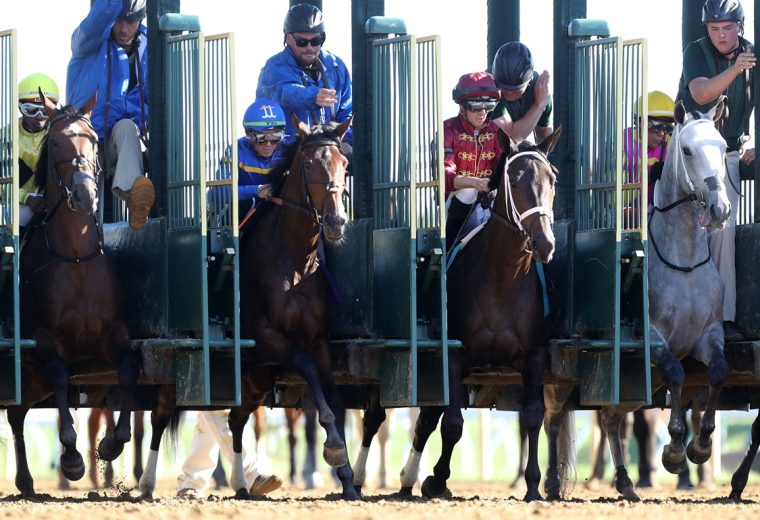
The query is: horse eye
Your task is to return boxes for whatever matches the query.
[682,147,692,156]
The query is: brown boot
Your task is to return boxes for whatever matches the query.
[128,176,155,230]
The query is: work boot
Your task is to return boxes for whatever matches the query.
[128,176,155,231]
[724,321,745,343]
[249,474,283,496]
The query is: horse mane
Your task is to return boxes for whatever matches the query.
[487,139,557,192]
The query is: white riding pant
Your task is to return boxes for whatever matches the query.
[104,119,145,195]
[177,410,259,493]
[709,150,740,322]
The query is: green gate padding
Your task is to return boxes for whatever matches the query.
[551,35,652,407]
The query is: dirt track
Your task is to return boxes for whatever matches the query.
[1,479,759,520]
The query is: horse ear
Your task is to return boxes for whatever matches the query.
[81,91,98,118]
[538,125,562,156]
[712,95,727,122]
[39,88,57,120]
[674,100,686,125]
[291,112,310,139]
[335,115,353,141]
[497,128,518,156]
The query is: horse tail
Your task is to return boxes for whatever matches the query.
[557,407,577,499]
[163,409,184,458]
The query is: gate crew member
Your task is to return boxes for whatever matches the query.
[16,73,60,227]
[444,72,504,250]
[66,0,155,230]
[624,90,676,205]
[490,41,553,144]
[677,0,756,342]
[256,3,353,155]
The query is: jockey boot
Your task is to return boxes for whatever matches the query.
[127,176,155,231]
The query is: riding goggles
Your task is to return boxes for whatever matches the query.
[463,100,498,113]
[248,129,285,144]
[648,121,674,133]
[19,102,47,119]
[293,36,325,48]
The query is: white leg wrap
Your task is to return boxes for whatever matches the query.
[138,449,159,496]
[399,448,422,488]
[352,446,370,486]
[230,451,248,492]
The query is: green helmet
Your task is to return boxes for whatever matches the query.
[18,73,59,103]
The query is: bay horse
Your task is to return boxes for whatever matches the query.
[10,93,138,496]
[594,100,731,501]
[354,128,574,502]
[137,115,355,500]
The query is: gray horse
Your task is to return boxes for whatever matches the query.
[599,99,731,501]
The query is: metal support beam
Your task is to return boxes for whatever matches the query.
[682,0,703,50]
[553,0,587,220]
[486,0,519,72]
[351,0,385,219]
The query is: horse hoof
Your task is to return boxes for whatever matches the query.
[61,462,85,482]
[687,439,711,465]
[98,436,125,462]
[523,489,543,502]
[729,490,743,502]
[323,445,348,468]
[421,476,450,499]
[354,485,362,497]
[544,475,560,500]
[234,488,252,500]
[620,486,641,502]
[342,487,360,501]
[396,486,413,498]
[662,445,687,474]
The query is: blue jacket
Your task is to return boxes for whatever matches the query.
[256,47,352,144]
[66,0,149,140]
[237,137,284,203]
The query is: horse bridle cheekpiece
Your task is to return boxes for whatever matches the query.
[48,110,101,215]
[296,135,346,225]
[497,150,554,239]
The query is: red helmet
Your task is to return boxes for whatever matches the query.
[452,72,501,104]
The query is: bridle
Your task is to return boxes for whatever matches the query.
[34,110,104,270]
[489,150,555,251]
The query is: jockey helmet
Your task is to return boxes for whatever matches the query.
[284,3,325,36]
[492,42,534,90]
[636,91,676,121]
[118,0,147,22]
[702,0,744,23]
[18,73,59,103]
[243,99,286,132]
[452,72,501,104]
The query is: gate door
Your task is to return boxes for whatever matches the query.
[554,37,653,407]
[165,31,245,406]
[371,34,454,407]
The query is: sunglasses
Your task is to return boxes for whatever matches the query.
[248,129,285,144]
[648,121,674,133]
[293,36,324,48]
[463,100,498,113]
[19,102,47,118]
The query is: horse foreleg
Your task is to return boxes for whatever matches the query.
[653,347,687,474]
[290,348,346,468]
[7,407,34,496]
[228,407,253,499]
[353,391,386,494]
[543,383,575,501]
[688,344,729,466]
[138,385,176,500]
[398,406,443,497]
[322,380,359,500]
[44,355,83,482]
[601,407,640,501]
[99,348,140,462]
[520,354,545,502]
[133,410,145,481]
[729,409,760,501]
[421,358,463,500]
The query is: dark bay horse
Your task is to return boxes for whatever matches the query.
[10,94,138,496]
[354,129,573,502]
[136,115,355,500]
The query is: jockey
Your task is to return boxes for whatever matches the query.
[238,99,287,210]
[17,73,59,227]
[490,41,553,144]
[624,90,676,203]
[444,71,504,250]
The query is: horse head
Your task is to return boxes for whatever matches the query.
[41,91,100,216]
[669,100,731,229]
[291,113,351,242]
[492,127,562,263]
